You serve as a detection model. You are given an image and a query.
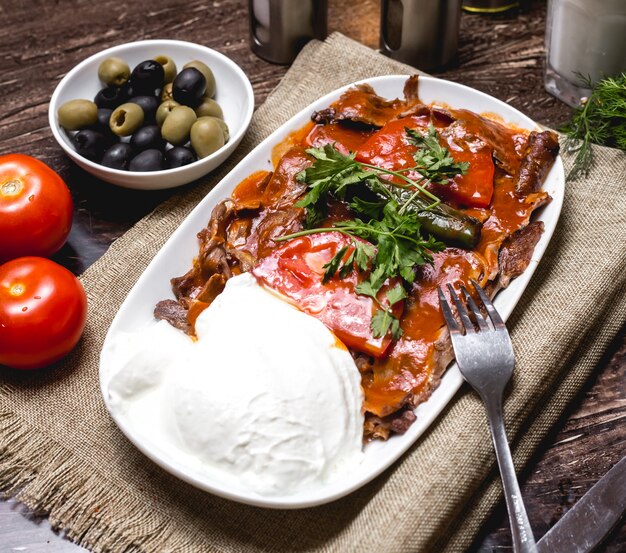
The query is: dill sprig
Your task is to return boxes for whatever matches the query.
[562,72,626,181]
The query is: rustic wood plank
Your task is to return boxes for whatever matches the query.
[0,0,624,551]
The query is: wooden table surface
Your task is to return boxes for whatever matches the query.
[1,1,624,551]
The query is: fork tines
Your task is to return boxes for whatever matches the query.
[437,280,504,335]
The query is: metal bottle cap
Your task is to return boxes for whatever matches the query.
[462,0,519,13]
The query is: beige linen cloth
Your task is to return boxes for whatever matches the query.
[1,33,625,553]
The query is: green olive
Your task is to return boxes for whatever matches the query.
[109,103,145,136]
[183,60,216,98]
[154,55,177,84]
[203,116,229,142]
[190,117,225,158]
[161,82,174,102]
[161,106,197,146]
[156,99,180,127]
[57,99,98,131]
[97,57,131,87]
[194,97,223,119]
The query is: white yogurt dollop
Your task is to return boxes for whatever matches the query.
[104,273,364,496]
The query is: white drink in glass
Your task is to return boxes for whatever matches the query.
[545,0,626,107]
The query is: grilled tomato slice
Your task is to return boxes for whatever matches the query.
[253,231,403,357]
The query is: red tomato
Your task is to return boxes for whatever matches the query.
[253,232,403,357]
[0,154,73,263]
[437,125,495,208]
[355,115,432,170]
[356,116,495,208]
[0,257,87,370]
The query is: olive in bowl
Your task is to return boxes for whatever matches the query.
[165,146,197,169]
[161,106,197,146]
[109,103,145,136]
[190,117,225,158]
[72,129,108,162]
[195,97,223,119]
[130,60,165,95]
[129,149,164,172]
[172,67,206,108]
[101,143,134,170]
[98,57,131,87]
[131,125,165,152]
[57,99,98,131]
[49,39,253,190]
[94,86,128,109]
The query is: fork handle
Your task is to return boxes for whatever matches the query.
[484,395,538,553]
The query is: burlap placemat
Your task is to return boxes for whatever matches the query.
[1,33,625,553]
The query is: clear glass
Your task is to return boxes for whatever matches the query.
[545,0,626,107]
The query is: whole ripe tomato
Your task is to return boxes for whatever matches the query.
[0,154,73,263]
[0,257,87,370]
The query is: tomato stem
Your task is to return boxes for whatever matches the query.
[10,283,25,297]
[1,178,24,197]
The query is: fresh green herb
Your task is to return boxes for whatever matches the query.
[353,282,408,339]
[562,72,626,181]
[322,240,375,282]
[279,127,467,339]
[295,125,468,228]
[331,202,444,288]
[295,143,440,224]
[279,200,445,340]
[406,125,469,184]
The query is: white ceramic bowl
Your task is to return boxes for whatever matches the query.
[49,40,254,190]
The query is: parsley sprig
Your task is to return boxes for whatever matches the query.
[278,206,442,339]
[406,127,469,183]
[296,124,468,224]
[277,126,467,340]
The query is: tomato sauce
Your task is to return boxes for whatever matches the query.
[306,122,375,154]
[223,106,543,421]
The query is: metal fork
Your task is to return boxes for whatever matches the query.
[437,280,537,553]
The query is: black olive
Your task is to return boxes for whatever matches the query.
[129,60,165,95]
[119,81,135,100]
[172,67,206,108]
[165,146,197,168]
[94,86,126,109]
[101,143,134,170]
[129,95,159,123]
[129,149,164,171]
[92,108,120,147]
[72,129,107,162]
[131,125,164,152]
[95,108,113,131]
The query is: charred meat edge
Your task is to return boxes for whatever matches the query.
[516,130,560,196]
[311,75,423,127]
[154,199,258,330]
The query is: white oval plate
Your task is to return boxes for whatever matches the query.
[100,75,564,508]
